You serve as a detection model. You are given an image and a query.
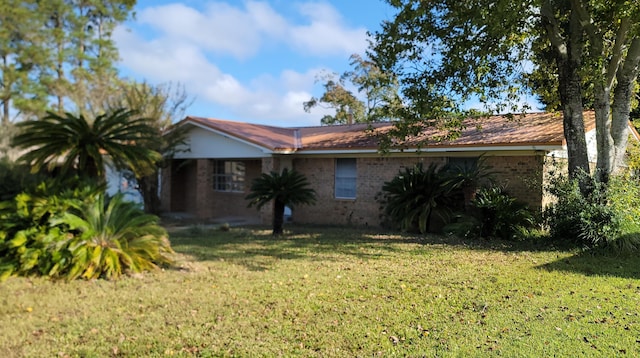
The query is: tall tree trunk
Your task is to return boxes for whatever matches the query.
[272,200,285,235]
[1,54,9,125]
[541,2,590,191]
[593,79,613,183]
[611,38,640,173]
[138,173,161,215]
[558,11,590,187]
[1,97,8,126]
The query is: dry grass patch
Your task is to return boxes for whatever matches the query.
[1,226,640,357]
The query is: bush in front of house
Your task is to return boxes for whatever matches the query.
[600,174,640,253]
[471,186,536,240]
[441,187,537,241]
[545,173,618,247]
[380,162,458,233]
[246,168,317,236]
[443,155,497,210]
[0,158,51,202]
[544,172,640,252]
[0,182,173,281]
[0,184,78,280]
[381,158,537,238]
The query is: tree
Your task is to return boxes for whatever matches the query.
[0,0,49,124]
[101,80,192,214]
[38,0,135,115]
[370,0,640,187]
[12,108,161,181]
[0,0,135,120]
[246,168,317,235]
[304,54,401,125]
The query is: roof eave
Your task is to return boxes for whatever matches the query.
[183,119,276,153]
[291,143,564,155]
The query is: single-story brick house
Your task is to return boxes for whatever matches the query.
[160,112,604,226]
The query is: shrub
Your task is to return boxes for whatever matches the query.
[441,214,480,238]
[0,183,96,280]
[544,172,640,252]
[604,174,640,252]
[380,163,457,233]
[471,186,536,240]
[545,173,616,247]
[444,155,497,210]
[53,193,173,280]
[246,168,316,235]
[0,184,173,281]
[0,158,49,201]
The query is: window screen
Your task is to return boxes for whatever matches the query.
[335,158,356,199]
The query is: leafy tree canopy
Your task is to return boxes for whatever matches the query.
[100,80,192,214]
[371,0,640,184]
[0,0,136,123]
[304,54,402,125]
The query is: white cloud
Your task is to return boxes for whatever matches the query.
[136,1,287,59]
[114,27,222,83]
[135,1,366,59]
[114,1,367,126]
[206,69,333,124]
[289,2,368,56]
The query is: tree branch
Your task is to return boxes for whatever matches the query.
[606,17,631,89]
[619,38,640,85]
[571,0,594,37]
[540,0,567,60]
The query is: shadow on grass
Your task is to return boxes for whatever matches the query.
[169,224,640,278]
[167,224,574,272]
[168,225,426,271]
[537,252,640,280]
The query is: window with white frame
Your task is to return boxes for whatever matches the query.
[335,158,357,199]
[213,160,246,192]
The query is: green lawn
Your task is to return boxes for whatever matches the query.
[1,226,640,357]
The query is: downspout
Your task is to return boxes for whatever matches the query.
[293,129,302,151]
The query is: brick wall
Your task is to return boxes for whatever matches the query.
[162,153,546,225]
[161,159,262,221]
[202,159,263,220]
[484,155,545,210]
[291,154,545,227]
[292,156,445,227]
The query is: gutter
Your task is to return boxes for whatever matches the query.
[293,144,564,155]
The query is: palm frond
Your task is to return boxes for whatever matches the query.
[12,109,162,181]
[246,168,317,235]
[246,168,317,209]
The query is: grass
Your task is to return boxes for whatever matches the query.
[1,225,640,357]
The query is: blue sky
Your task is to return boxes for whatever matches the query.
[114,0,397,126]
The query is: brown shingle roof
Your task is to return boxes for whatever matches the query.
[178,112,597,153]
[183,116,298,150]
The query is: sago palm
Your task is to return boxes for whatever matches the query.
[51,193,173,280]
[12,108,161,181]
[246,168,317,235]
[381,163,456,233]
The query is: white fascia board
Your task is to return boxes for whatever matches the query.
[294,145,563,156]
[186,121,274,154]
